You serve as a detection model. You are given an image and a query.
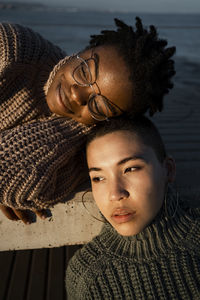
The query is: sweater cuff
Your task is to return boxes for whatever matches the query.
[0,117,93,210]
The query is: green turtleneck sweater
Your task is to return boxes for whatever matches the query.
[66,204,200,299]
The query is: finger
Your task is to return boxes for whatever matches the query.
[34,209,50,220]
[0,205,19,221]
[13,209,32,225]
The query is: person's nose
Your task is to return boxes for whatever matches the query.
[109,178,129,202]
[70,84,90,106]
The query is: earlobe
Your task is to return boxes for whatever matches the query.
[165,156,176,183]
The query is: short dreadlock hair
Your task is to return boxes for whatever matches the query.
[85,17,176,116]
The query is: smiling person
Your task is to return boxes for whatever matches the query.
[0,18,176,223]
[66,116,200,299]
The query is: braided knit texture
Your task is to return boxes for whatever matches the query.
[0,117,93,209]
[44,56,70,96]
[66,205,200,299]
[0,22,66,131]
[0,23,94,209]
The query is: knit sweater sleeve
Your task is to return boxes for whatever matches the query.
[0,23,66,131]
[0,22,65,74]
[0,117,93,210]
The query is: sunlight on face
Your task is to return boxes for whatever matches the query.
[46,46,133,124]
[87,131,170,236]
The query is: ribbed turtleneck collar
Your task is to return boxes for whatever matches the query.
[99,204,197,261]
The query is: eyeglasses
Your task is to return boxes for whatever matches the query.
[71,52,125,121]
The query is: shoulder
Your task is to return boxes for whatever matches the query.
[0,22,50,48]
[0,22,33,36]
[181,201,200,222]
[66,234,108,299]
[188,206,200,219]
[0,22,65,66]
[187,206,200,233]
[0,22,40,56]
[180,204,200,251]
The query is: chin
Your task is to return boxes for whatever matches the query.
[115,225,137,237]
[118,230,139,237]
[115,222,147,236]
[75,117,96,126]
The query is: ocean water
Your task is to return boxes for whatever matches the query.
[0,6,200,63]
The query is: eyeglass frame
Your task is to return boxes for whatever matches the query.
[71,51,126,121]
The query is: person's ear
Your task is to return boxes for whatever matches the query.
[164,156,176,183]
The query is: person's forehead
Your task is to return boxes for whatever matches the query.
[80,46,133,112]
[87,132,161,172]
[87,131,146,158]
[80,45,128,71]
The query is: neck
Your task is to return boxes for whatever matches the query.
[100,200,193,260]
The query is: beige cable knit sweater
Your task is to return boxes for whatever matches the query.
[0,23,92,209]
[0,22,66,131]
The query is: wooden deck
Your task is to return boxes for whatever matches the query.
[0,245,81,300]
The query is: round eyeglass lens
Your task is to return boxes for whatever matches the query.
[88,95,117,121]
[73,58,96,86]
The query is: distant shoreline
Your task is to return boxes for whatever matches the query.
[1,2,200,14]
[0,2,46,10]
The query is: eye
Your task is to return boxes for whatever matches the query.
[91,176,104,183]
[80,63,91,82]
[74,63,90,85]
[124,166,139,173]
[81,64,87,78]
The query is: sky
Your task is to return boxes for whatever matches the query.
[3,0,200,13]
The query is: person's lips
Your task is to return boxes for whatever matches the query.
[56,83,74,114]
[111,208,136,224]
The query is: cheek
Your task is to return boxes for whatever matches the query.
[92,184,109,216]
[130,171,165,207]
[142,172,165,211]
[92,188,100,206]
[92,184,103,204]
[78,108,96,125]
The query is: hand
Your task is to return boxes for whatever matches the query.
[0,204,51,224]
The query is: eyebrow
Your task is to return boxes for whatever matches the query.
[88,156,146,173]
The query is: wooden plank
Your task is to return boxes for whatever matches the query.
[5,250,32,300]
[0,251,16,300]
[46,247,66,300]
[25,248,48,300]
[0,246,83,300]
